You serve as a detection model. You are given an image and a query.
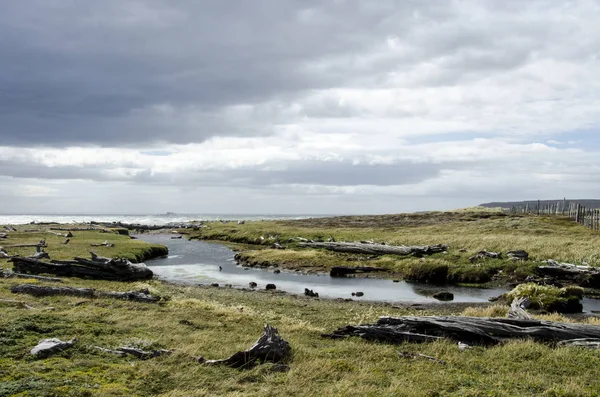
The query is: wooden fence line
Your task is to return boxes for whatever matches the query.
[508,200,600,231]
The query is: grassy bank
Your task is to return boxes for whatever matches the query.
[188,211,600,285]
[3,277,600,396]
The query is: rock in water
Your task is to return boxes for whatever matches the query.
[31,338,77,358]
[265,284,277,290]
[432,291,454,301]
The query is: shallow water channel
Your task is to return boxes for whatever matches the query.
[138,235,600,311]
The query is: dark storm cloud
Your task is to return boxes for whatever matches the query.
[1,0,557,146]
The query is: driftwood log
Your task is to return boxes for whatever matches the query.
[537,260,600,288]
[10,251,153,281]
[508,297,532,320]
[1,269,62,282]
[0,299,33,309]
[90,240,114,247]
[11,284,162,303]
[95,346,173,359]
[330,266,387,277]
[202,324,291,368]
[469,250,502,262]
[322,315,600,346]
[297,242,448,257]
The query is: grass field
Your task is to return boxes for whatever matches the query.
[2,214,600,396]
[2,277,600,396]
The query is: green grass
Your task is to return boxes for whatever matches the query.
[2,216,600,395]
[189,211,600,285]
[2,277,600,396]
[0,226,167,265]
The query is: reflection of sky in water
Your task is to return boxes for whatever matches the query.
[139,235,600,311]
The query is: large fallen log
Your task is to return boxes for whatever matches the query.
[537,260,600,288]
[297,242,448,257]
[201,324,291,368]
[11,284,162,303]
[10,251,153,281]
[322,315,600,346]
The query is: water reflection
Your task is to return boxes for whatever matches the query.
[139,234,511,304]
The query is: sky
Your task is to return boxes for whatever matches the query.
[1,0,600,215]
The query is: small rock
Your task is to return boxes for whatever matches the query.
[31,338,77,358]
[459,248,468,253]
[237,220,245,225]
[392,279,400,283]
[249,282,258,288]
[273,269,281,274]
[432,291,454,301]
[304,288,319,297]
[351,292,364,297]
[265,284,277,290]
[210,283,219,287]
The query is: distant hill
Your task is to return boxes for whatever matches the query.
[480,199,600,209]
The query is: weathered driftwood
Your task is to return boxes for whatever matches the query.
[50,227,102,232]
[94,346,172,358]
[10,251,153,281]
[537,260,600,288]
[330,266,387,277]
[3,243,46,248]
[31,338,77,358]
[202,324,291,368]
[0,233,7,239]
[90,240,114,247]
[469,250,502,262]
[4,225,17,231]
[118,347,173,359]
[1,269,62,282]
[29,251,50,260]
[558,338,600,349]
[398,351,446,365]
[322,316,600,346]
[298,242,448,257]
[11,284,162,303]
[507,250,529,260]
[508,297,532,320]
[0,298,33,309]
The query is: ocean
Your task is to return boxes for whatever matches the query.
[0,213,329,226]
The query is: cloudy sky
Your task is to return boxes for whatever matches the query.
[1,0,600,215]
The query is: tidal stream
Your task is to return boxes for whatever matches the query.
[138,235,600,311]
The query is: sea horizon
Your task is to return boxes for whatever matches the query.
[0,212,343,226]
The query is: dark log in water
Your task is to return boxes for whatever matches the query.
[330,266,387,277]
[322,315,600,346]
[298,242,448,257]
[202,324,291,368]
